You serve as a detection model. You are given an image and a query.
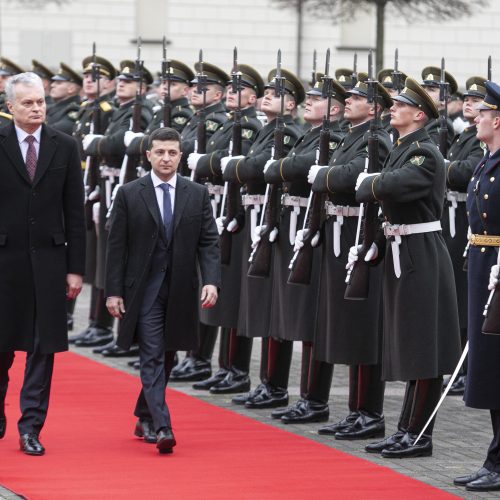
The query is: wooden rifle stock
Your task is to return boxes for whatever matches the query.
[438,112,448,157]
[122,97,143,184]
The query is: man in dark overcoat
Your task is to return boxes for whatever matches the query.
[105,127,220,454]
[0,72,86,455]
[355,77,461,458]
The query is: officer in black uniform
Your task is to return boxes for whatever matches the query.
[0,58,23,112]
[308,74,393,438]
[421,66,457,150]
[183,64,264,393]
[442,76,486,396]
[454,80,500,492]
[31,59,54,105]
[69,55,117,346]
[377,68,408,141]
[263,75,346,424]
[356,77,461,458]
[47,63,82,135]
[223,68,303,409]
[125,59,194,170]
[79,61,153,352]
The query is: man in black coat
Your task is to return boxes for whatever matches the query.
[105,127,220,454]
[355,77,461,458]
[0,72,86,455]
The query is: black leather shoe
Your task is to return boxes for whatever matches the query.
[74,327,114,347]
[101,345,140,357]
[281,400,329,424]
[245,386,289,409]
[365,430,405,454]
[209,369,250,394]
[448,375,466,396]
[19,433,45,456]
[454,467,490,486]
[134,419,156,444]
[318,412,360,436]
[231,384,267,405]
[156,428,176,454]
[271,400,303,420]
[170,360,211,382]
[92,340,116,354]
[127,358,140,367]
[381,432,432,458]
[68,323,96,344]
[67,313,74,331]
[0,415,5,439]
[192,369,229,390]
[335,412,385,440]
[133,361,140,370]
[466,471,500,491]
[170,357,195,378]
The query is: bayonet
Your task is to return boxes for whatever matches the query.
[312,49,317,86]
[488,55,492,81]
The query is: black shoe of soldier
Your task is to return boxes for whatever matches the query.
[334,412,385,440]
[318,412,360,435]
[209,368,251,394]
[192,369,229,390]
[280,400,329,424]
[231,384,267,405]
[245,385,288,409]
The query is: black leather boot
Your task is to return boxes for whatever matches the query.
[210,367,251,394]
[192,368,229,390]
[281,399,329,424]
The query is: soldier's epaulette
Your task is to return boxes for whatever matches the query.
[173,115,188,126]
[205,119,219,132]
[152,104,162,113]
[99,101,112,113]
[0,111,12,120]
[80,100,89,108]
[241,128,254,140]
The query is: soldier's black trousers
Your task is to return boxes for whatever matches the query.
[484,409,500,473]
[300,342,333,405]
[218,328,253,372]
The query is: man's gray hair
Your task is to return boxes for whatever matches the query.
[5,72,44,102]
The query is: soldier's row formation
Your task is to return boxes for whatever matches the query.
[5,48,499,491]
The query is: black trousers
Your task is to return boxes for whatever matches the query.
[0,329,54,435]
[134,278,176,433]
[484,409,500,473]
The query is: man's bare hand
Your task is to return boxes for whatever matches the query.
[66,274,83,300]
[106,296,126,319]
[200,285,218,309]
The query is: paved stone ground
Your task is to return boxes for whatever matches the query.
[1,284,498,499]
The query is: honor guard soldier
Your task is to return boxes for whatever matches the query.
[79,60,153,352]
[179,63,264,392]
[68,54,117,346]
[31,60,54,105]
[307,72,392,438]
[455,80,500,492]
[421,66,458,150]
[377,68,408,141]
[124,59,194,171]
[47,63,82,135]
[335,67,358,133]
[178,60,228,176]
[442,76,486,396]
[0,58,23,112]
[355,77,461,458]
[263,73,346,424]
[223,67,303,409]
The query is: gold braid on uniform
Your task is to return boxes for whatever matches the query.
[139,135,147,154]
[209,153,217,176]
[279,158,288,181]
[446,161,456,185]
[371,175,379,201]
[235,158,243,184]
[326,167,335,194]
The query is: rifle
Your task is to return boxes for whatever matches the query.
[392,48,403,93]
[161,36,172,128]
[311,49,317,87]
[83,42,101,230]
[344,50,380,300]
[488,55,492,81]
[482,252,500,335]
[288,48,332,285]
[351,52,358,87]
[247,49,286,278]
[219,47,242,265]
[190,49,207,182]
[438,57,449,157]
[119,36,144,185]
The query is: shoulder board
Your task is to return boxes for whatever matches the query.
[80,100,89,108]
[329,141,338,150]
[174,116,188,126]
[205,120,219,132]
[152,105,162,113]
[0,111,12,120]
[410,155,425,166]
[241,128,254,140]
[284,135,292,145]
[99,101,113,113]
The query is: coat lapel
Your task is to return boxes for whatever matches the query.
[33,125,57,187]
[0,123,31,184]
[139,174,161,229]
[173,174,190,233]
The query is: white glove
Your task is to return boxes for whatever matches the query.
[444,159,451,168]
[88,185,100,202]
[220,156,231,174]
[293,229,320,252]
[227,219,238,232]
[111,183,122,203]
[263,159,274,174]
[187,152,204,171]
[308,165,327,184]
[124,130,144,147]
[355,172,379,191]
[489,264,500,291]
[92,202,100,225]
[346,243,378,270]
[215,217,225,235]
[269,227,278,242]
[83,134,103,151]
[251,224,266,248]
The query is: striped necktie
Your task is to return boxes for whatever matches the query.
[25,135,37,181]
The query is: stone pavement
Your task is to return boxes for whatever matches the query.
[0,284,497,499]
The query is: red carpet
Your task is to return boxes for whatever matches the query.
[0,352,457,499]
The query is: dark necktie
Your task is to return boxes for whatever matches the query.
[25,135,37,181]
[159,183,173,238]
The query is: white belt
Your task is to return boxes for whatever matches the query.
[100,166,121,178]
[325,202,361,257]
[206,183,225,196]
[281,194,308,208]
[446,191,467,238]
[242,194,266,207]
[282,195,308,246]
[383,220,442,278]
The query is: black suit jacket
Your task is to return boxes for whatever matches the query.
[105,173,221,351]
[0,123,86,353]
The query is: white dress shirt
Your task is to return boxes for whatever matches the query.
[150,170,177,220]
[15,125,42,163]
